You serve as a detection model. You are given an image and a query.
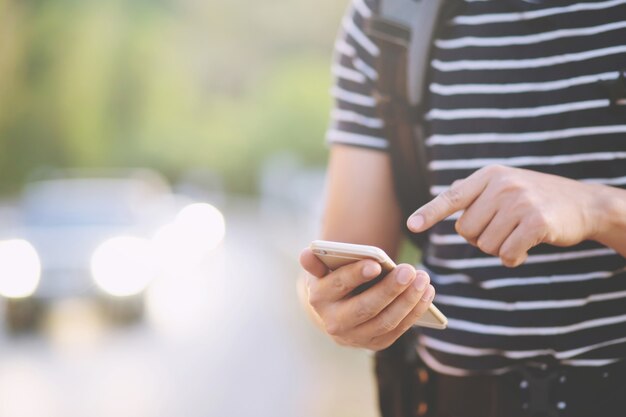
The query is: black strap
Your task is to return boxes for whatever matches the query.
[363,3,453,416]
[364,1,451,249]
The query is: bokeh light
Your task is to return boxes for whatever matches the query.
[0,239,41,298]
[91,236,156,297]
[152,203,226,272]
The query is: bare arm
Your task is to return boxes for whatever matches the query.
[320,145,403,256]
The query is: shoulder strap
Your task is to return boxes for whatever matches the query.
[362,4,451,416]
[378,0,446,107]
[364,0,449,250]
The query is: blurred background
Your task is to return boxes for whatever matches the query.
[0,1,379,416]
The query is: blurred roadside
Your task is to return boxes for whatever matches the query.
[0,0,381,415]
[0,164,378,417]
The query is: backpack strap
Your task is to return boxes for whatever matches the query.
[364,0,449,249]
[363,3,453,416]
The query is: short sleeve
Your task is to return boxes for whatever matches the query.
[325,0,389,151]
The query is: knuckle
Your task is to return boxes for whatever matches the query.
[369,338,393,352]
[405,285,423,305]
[499,250,519,268]
[529,212,549,230]
[419,285,435,304]
[382,275,404,297]
[477,238,497,255]
[483,164,506,176]
[377,316,397,334]
[412,271,430,294]
[442,185,464,207]
[455,218,474,238]
[454,218,465,235]
[333,336,352,347]
[325,320,341,336]
[499,248,513,262]
[455,218,479,240]
[409,306,425,321]
[354,298,374,321]
[503,258,520,268]
[419,205,435,225]
[331,275,349,293]
[500,177,526,193]
[450,179,463,188]
[307,290,323,308]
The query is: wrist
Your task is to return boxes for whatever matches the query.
[587,183,626,245]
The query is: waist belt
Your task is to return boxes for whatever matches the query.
[429,359,626,417]
[374,332,626,417]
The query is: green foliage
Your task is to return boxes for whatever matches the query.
[0,0,343,194]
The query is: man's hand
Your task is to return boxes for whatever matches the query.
[299,248,435,351]
[407,165,605,267]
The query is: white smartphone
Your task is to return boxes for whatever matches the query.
[310,240,448,330]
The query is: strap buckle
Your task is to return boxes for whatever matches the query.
[513,362,561,417]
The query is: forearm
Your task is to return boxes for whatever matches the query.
[590,184,626,257]
[321,145,404,259]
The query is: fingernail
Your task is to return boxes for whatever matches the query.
[413,273,428,292]
[396,267,413,285]
[408,214,424,231]
[363,263,379,278]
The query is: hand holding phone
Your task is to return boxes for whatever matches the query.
[310,240,447,330]
[300,240,445,351]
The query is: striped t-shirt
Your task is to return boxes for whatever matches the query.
[327,0,626,376]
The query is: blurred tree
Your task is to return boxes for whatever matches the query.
[0,0,344,194]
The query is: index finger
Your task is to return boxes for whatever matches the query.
[407,170,488,233]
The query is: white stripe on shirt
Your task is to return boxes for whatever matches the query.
[352,0,373,19]
[426,124,626,145]
[560,358,622,367]
[420,334,626,360]
[451,0,626,25]
[447,312,626,336]
[330,86,377,107]
[429,151,626,171]
[331,109,384,129]
[418,344,521,376]
[326,129,388,149]
[335,39,356,57]
[332,65,366,83]
[430,71,620,95]
[429,233,466,245]
[342,16,380,57]
[480,267,626,289]
[427,248,616,269]
[426,99,612,120]
[353,58,378,81]
[436,21,626,49]
[432,45,626,71]
[430,272,473,285]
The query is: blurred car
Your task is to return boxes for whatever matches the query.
[0,169,211,331]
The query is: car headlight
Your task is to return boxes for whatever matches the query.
[90,236,156,297]
[152,203,226,271]
[0,239,41,298]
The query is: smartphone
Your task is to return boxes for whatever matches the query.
[310,240,448,330]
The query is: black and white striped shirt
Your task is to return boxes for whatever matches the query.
[327,0,626,375]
